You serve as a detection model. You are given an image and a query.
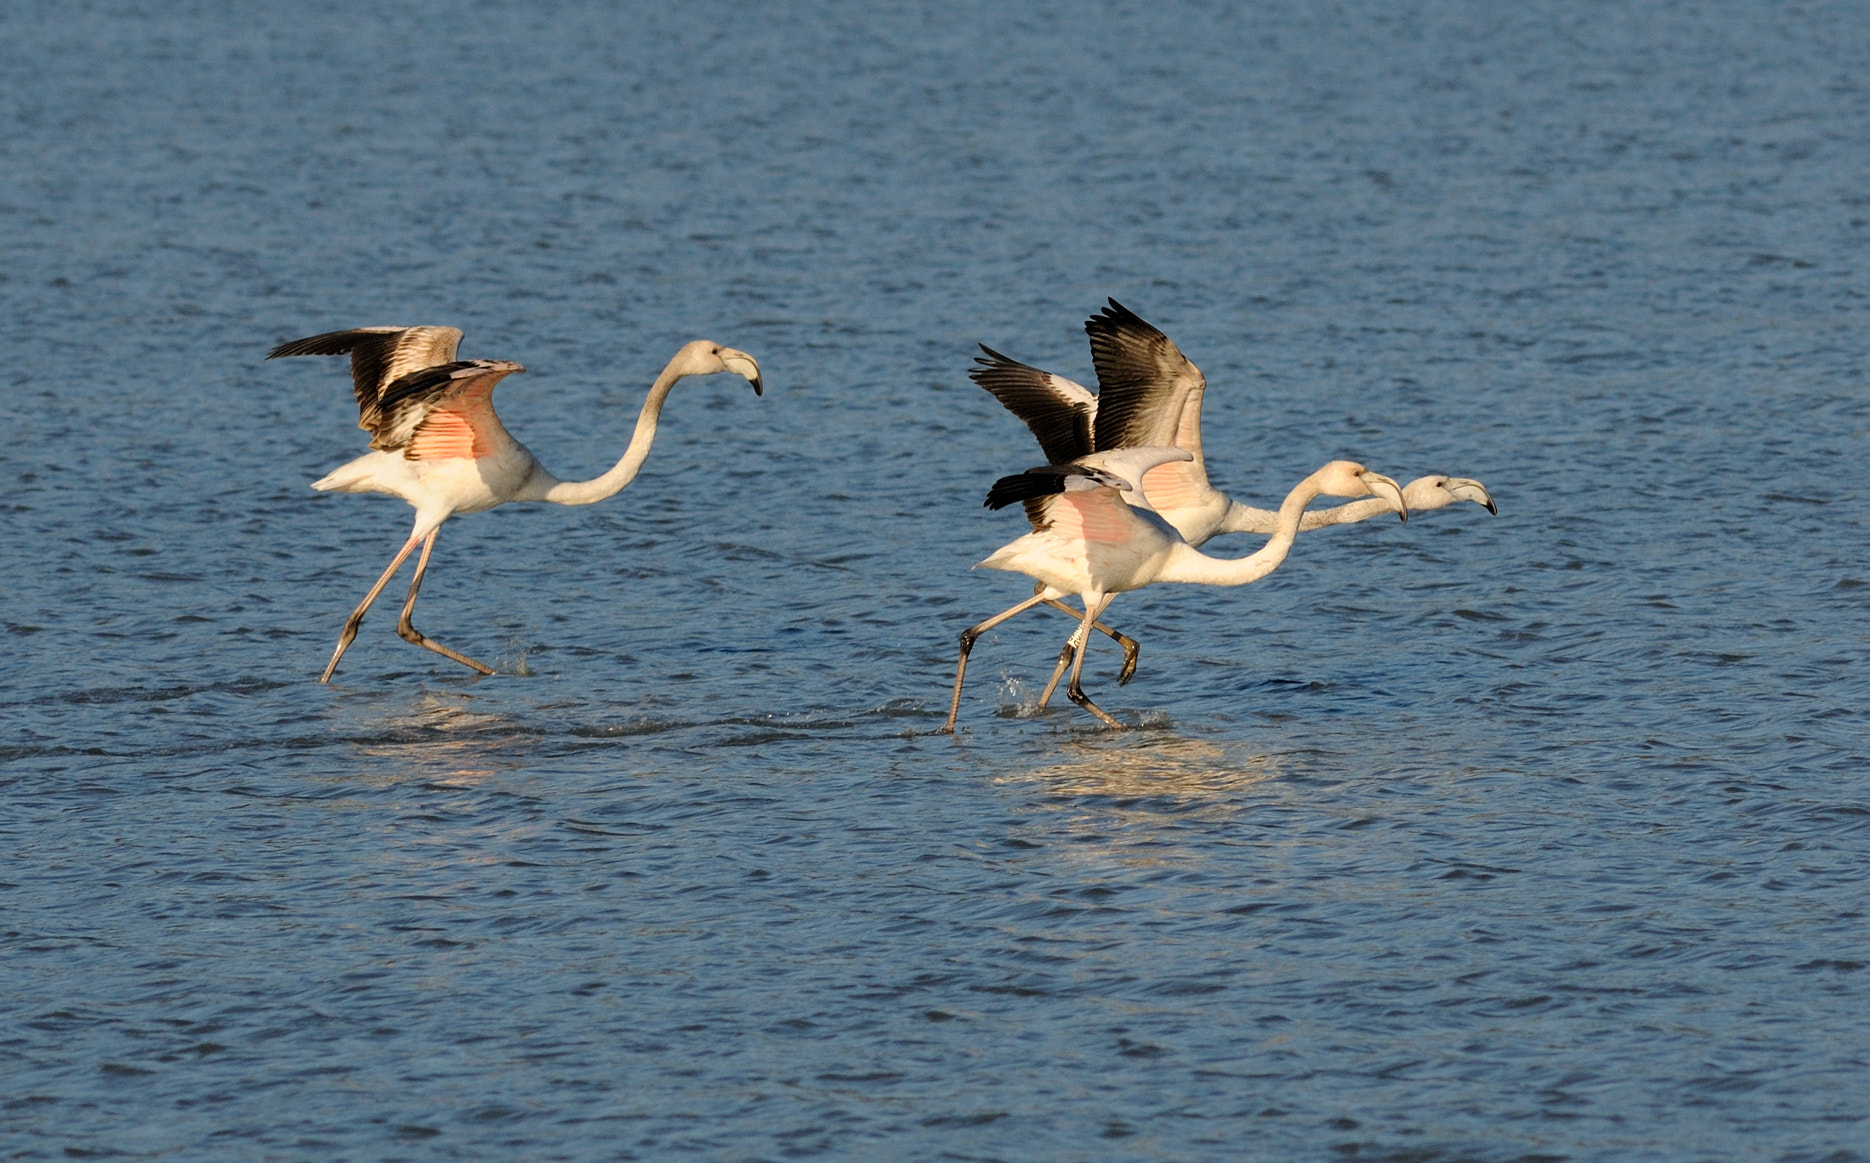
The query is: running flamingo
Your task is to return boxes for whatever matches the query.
[970,300,1494,694]
[268,326,762,682]
[940,448,1407,731]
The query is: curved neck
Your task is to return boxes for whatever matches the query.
[1161,472,1331,586]
[535,361,687,506]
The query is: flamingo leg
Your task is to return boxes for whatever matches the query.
[321,533,425,683]
[1036,597,1138,707]
[1042,599,1138,682]
[939,592,1051,733]
[395,529,496,676]
[1037,618,1092,710]
[1065,596,1123,730]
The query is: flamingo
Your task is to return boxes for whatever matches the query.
[267,326,762,682]
[940,448,1407,732]
[970,300,1495,696]
[972,299,1498,544]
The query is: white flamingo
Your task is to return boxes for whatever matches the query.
[268,326,762,682]
[940,448,1407,732]
[971,299,1494,696]
[973,299,1497,544]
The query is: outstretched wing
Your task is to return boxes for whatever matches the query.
[268,326,464,431]
[969,344,1097,464]
[1084,300,1206,453]
[368,360,523,458]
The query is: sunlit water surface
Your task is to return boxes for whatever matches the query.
[4,2,1868,1159]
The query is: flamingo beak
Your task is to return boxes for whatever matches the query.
[720,348,763,396]
[1361,470,1408,522]
[1444,477,1497,515]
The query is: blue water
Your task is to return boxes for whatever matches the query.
[4,1,1868,1158]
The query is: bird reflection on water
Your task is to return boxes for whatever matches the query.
[341,690,541,788]
[998,732,1284,803]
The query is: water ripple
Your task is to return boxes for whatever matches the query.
[4,1,1869,1159]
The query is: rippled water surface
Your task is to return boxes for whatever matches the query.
[5,2,1869,1159]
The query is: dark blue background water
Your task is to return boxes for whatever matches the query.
[4,1,1867,1158]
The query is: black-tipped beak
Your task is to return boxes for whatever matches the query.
[1362,471,1408,523]
[720,348,762,396]
[1444,478,1496,516]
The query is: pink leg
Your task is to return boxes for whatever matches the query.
[321,533,424,683]
[1044,598,1138,683]
[395,529,495,676]
[940,591,1051,733]
[1064,596,1123,730]
[1036,597,1137,708]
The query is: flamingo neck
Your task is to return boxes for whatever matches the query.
[1297,496,1395,530]
[1216,499,1278,536]
[532,361,687,507]
[1159,472,1332,587]
[1218,495,1393,536]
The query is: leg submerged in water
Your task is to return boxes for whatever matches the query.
[940,591,1052,733]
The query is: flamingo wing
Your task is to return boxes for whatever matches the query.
[984,463,1132,512]
[369,360,524,459]
[1084,300,1206,453]
[986,447,1191,532]
[1012,477,1154,542]
[969,344,1097,464]
[268,326,464,432]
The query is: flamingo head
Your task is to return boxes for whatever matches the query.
[1316,461,1408,522]
[1402,475,1497,516]
[677,340,764,395]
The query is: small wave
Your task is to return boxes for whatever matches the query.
[570,718,695,738]
[994,674,1049,720]
[495,639,536,677]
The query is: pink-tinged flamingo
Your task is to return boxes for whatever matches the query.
[267,326,762,682]
[940,448,1407,732]
[970,300,1495,695]
[973,299,1497,544]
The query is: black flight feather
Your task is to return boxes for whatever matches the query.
[374,361,481,419]
[1085,298,1201,452]
[267,328,403,415]
[985,471,1067,511]
[984,463,1126,510]
[969,344,1095,464]
[266,326,463,430]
